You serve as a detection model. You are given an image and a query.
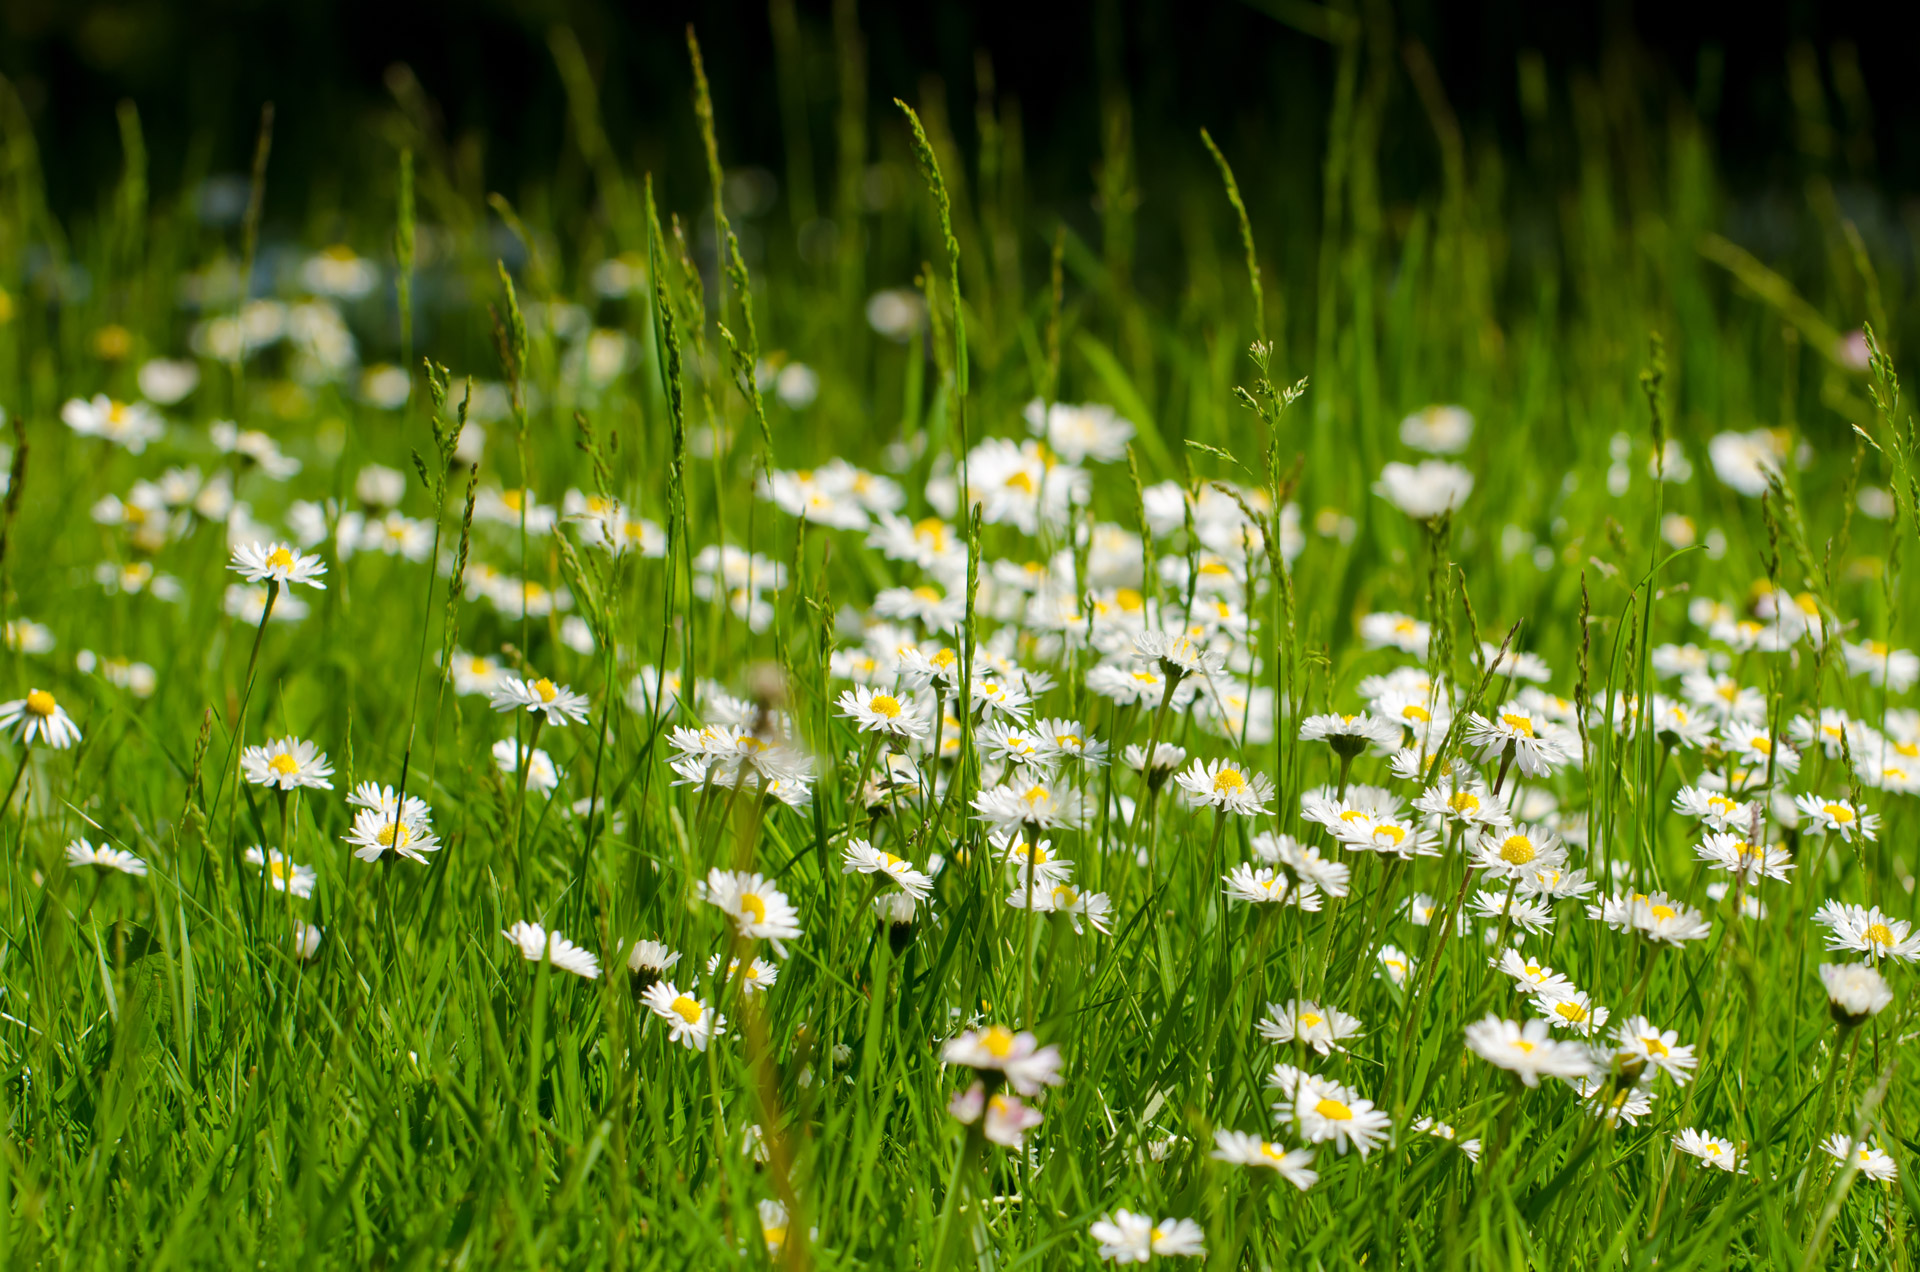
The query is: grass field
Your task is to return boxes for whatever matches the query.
[3,13,1920,1269]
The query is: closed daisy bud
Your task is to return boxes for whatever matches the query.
[1819,962,1894,1025]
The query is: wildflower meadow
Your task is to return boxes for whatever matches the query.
[4,8,1920,1268]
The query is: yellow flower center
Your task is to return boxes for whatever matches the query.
[25,689,56,717]
[1866,923,1897,948]
[881,853,905,870]
[1708,796,1736,815]
[376,822,412,848]
[982,1026,1016,1059]
[1555,1000,1589,1023]
[1021,785,1050,806]
[1510,1039,1536,1054]
[670,994,704,1024]
[1649,904,1677,921]
[870,694,902,719]
[1214,768,1247,794]
[1259,1142,1287,1161]
[1115,587,1144,611]
[1643,1036,1669,1056]
[1500,836,1536,865]
[1375,824,1408,847]
[1052,885,1079,908]
[739,893,768,924]
[1403,704,1431,722]
[1298,1012,1323,1029]
[1749,736,1771,754]
[470,659,491,675]
[266,546,295,570]
[1449,791,1480,815]
[1056,734,1081,748]
[1314,1098,1353,1121]
[1004,470,1034,492]
[268,753,300,777]
[1824,804,1855,824]
[1500,713,1535,737]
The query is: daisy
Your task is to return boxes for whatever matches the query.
[1006,881,1114,934]
[972,780,1086,832]
[62,394,164,452]
[1472,824,1566,881]
[491,676,591,726]
[1374,460,1473,517]
[65,838,147,876]
[1820,1133,1900,1182]
[1290,1075,1392,1157]
[343,805,440,863]
[1033,718,1107,770]
[948,1083,1046,1149]
[1722,727,1800,774]
[1410,1116,1483,1161]
[1298,712,1400,757]
[1535,988,1609,1037]
[1251,832,1351,897]
[1088,1209,1206,1263]
[1463,1015,1594,1086]
[1672,785,1756,833]
[1844,639,1920,693]
[1820,899,1920,966]
[1134,629,1225,680]
[1175,759,1274,815]
[1673,1127,1742,1173]
[1465,707,1574,778]
[1611,1015,1697,1085]
[1794,795,1879,843]
[872,583,966,632]
[1257,1000,1362,1055]
[345,781,432,823]
[699,869,804,955]
[1694,833,1792,884]
[1400,405,1474,453]
[501,920,601,979]
[291,921,323,960]
[1359,611,1431,655]
[1025,399,1135,464]
[243,846,315,897]
[997,835,1076,890]
[941,1025,1064,1096]
[1222,864,1323,911]
[0,688,83,749]
[643,980,726,1050]
[1468,889,1555,935]
[240,736,335,791]
[1491,949,1565,997]
[492,738,561,794]
[1122,742,1188,782]
[626,939,680,993]
[1411,777,1509,831]
[1819,962,1895,1023]
[836,684,930,741]
[705,953,780,995]
[842,839,934,900]
[1586,891,1712,944]
[1376,945,1415,988]
[976,719,1054,770]
[1209,1130,1318,1190]
[229,540,328,590]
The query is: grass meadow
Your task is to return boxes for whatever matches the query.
[3,12,1920,1269]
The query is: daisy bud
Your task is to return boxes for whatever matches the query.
[1820,962,1894,1028]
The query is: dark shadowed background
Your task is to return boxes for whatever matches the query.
[4,0,1914,267]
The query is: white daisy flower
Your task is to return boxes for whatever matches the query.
[1289,1075,1392,1157]
[1209,1130,1318,1190]
[0,688,83,749]
[243,846,316,897]
[1463,1015,1594,1086]
[240,736,335,791]
[842,838,934,900]
[1694,833,1792,883]
[1819,962,1895,1023]
[941,1025,1064,1096]
[491,675,591,726]
[1813,902,1920,963]
[1794,795,1879,842]
[643,980,725,1050]
[343,806,440,864]
[1374,460,1473,517]
[65,838,148,877]
[1611,1015,1696,1085]
[1174,758,1273,815]
[699,869,804,955]
[1820,1133,1899,1182]
[1257,1000,1361,1055]
[1673,1127,1743,1172]
[1088,1209,1206,1262]
[229,540,328,589]
[1222,864,1323,911]
[501,920,601,979]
